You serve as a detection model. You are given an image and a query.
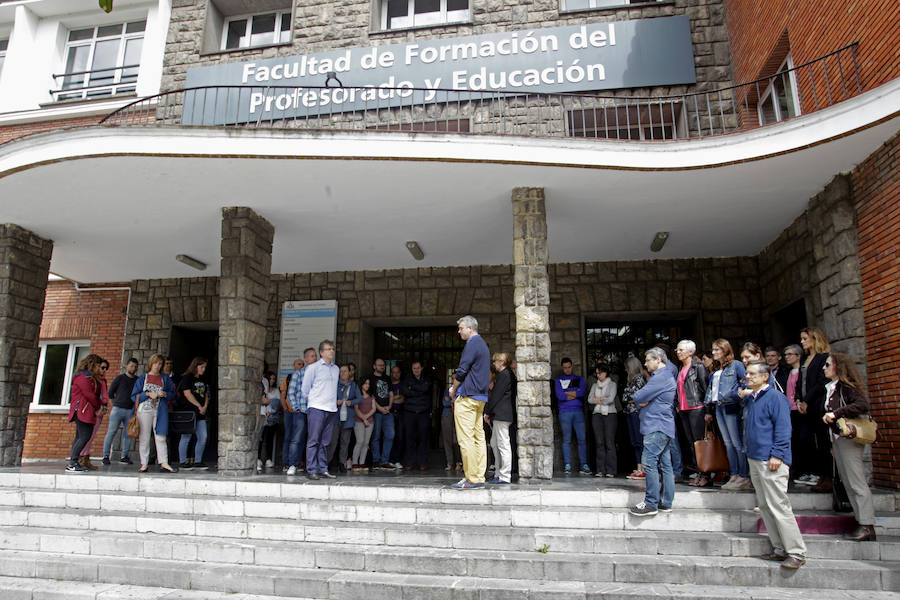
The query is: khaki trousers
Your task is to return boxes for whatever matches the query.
[748,458,806,559]
[832,436,876,525]
[454,396,486,484]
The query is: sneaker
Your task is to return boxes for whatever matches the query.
[65,462,87,473]
[793,474,813,485]
[564,464,572,474]
[659,505,673,512]
[257,459,263,472]
[797,474,820,486]
[393,462,403,469]
[606,473,615,478]
[193,462,209,471]
[101,457,111,466]
[322,471,336,479]
[594,472,606,478]
[487,476,501,484]
[286,465,297,476]
[179,462,193,470]
[118,456,133,465]
[731,476,752,491]
[626,471,645,480]
[629,501,658,517]
[265,459,274,468]
[580,464,592,476]
[451,479,485,490]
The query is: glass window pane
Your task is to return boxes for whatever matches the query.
[225,19,247,49]
[387,0,409,19]
[37,345,69,405]
[249,13,276,46]
[97,24,123,38]
[0,39,8,51]
[121,37,143,82]
[89,38,120,86]
[126,20,146,34]
[414,0,440,14]
[68,28,94,42]
[279,13,291,42]
[447,0,468,10]
[63,45,90,89]
[563,0,591,9]
[72,346,90,375]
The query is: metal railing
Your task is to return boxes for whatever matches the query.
[101,43,862,142]
[52,64,140,101]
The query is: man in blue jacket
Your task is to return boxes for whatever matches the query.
[554,358,591,475]
[744,360,807,569]
[449,315,491,489]
[630,347,677,517]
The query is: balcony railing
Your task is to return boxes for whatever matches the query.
[52,64,140,101]
[100,43,862,141]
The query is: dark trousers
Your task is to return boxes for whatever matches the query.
[591,413,617,475]
[678,408,706,473]
[69,419,94,462]
[326,419,343,465]
[441,412,461,467]
[258,423,283,464]
[626,411,642,465]
[390,411,405,464]
[306,408,336,474]
[404,411,431,468]
[790,410,812,477]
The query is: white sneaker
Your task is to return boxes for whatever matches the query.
[265,459,274,468]
[393,462,403,469]
[793,474,813,485]
[286,465,297,476]
[256,459,263,472]
[798,475,820,486]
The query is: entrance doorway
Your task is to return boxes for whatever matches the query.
[169,324,219,467]
[583,315,696,475]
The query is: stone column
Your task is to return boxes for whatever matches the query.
[0,225,53,466]
[512,188,553,481]
[218,208,274,476]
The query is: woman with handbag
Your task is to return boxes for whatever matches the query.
[132,353,177,473]
[176,357,210,471]
[704,339,750,491]
[822,353,876,541]
[66,354,108,473]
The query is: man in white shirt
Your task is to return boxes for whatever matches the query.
[301,340,340,480]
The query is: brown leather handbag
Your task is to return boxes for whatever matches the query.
[126,414,140,438]
[694,421,730,473]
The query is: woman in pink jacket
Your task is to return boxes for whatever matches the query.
[66,354,108,473]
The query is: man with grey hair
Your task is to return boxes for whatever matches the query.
[630,347,677,516]
[744,360,806,569]
[449,315,491,489]
[301,340,340,480]
[674,339,708,483]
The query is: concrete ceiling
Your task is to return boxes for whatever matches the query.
[1,80,898,283]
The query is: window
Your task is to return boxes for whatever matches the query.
[31,342,91,409]
[757,54,800,125]
[0,39,7,77]
[561,0,661,11]
[568,103,682,140]
[55,20,145,101]
[380,0,469,31]
[222,11,291,50]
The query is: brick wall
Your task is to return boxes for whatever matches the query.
[0,116,105,146]
[22,281,129,459]
[725,0,900,102]
[852,131,900,489]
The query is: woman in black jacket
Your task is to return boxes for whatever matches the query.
[485,352,516,484]
[823,353,876,541]
[800,327,831,491]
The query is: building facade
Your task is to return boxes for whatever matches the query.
[0,0,897,484]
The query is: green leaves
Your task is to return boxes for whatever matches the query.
[99,0,113,13]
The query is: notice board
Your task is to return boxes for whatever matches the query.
[277,300,338,381]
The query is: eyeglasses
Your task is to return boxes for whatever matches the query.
[100,366,108,371]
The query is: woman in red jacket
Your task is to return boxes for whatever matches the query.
[66,354,108,473]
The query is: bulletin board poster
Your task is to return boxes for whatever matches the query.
[277,300,338,381]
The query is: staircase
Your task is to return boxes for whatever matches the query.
[0,468,897,599]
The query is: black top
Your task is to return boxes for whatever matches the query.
[177,373,208,420]
[108,373,138,410]
[401,374,433,414]
[373,374,392,407]
[800,353,829,416]
[486,368,517,423]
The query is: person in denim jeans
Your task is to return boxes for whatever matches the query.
[622,357,647,480]
[283,348,317,475]
[103,358,139,465]
[630,347,677,517]
[554,357,591,475]
[704,339,749,489]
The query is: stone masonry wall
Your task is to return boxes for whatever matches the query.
[759,175,866,363]
[163,0,734,97]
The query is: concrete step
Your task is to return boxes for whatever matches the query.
[0,524,896,567]
[0,547,898,595]
[1,575,899,600]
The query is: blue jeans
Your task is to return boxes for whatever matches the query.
[102,406,133,459]
[282,410,307,467]
[371,411,394,464]
[179,419,207,463]
[626,412,643,464]
[669,427,683,478]
[642,431,674,509]
[306,408,336,474]
[558,410,587,467]
[716,404,749,478]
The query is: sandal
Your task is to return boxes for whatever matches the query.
[138,465,148,473]
[695,475,712,488]
[160,464,178,473]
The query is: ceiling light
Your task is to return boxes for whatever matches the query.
[405,241,425,261]
[650,232,669,253]
[176,254,207,271]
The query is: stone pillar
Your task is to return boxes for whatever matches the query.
[512,188,553,481]
[218,208,274,476]
[0,225,52,466]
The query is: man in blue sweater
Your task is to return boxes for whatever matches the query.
[744,361,807,569]
[630,347,677,517]
[554,358,591,475]
[449,315,491,489]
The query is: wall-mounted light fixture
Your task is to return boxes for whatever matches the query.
[176,254,207,271]
[405,241,425,261]
[650,232,669,253]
